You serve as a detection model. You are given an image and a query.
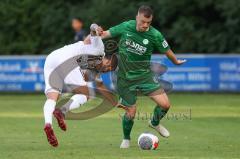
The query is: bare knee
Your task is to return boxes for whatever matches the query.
[125,105,136,119]
[149,91,171,110]
[150,96,171,110]
[73,86,90,100]
[160,101,170,110]
[46,92,59,101]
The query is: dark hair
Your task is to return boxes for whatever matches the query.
[106,54,118,71]
[138,5,153,18]
[73,17,83,23]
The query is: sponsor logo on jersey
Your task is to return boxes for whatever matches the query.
[162,40,169,48]
[143,39,149,45]
[125,39,147,55]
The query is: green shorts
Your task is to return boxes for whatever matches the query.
[117,76,161,107]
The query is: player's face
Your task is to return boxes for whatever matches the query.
[136,13,152,32]
[96,58,113,73]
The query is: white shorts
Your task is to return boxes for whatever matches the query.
[44,57,87,94]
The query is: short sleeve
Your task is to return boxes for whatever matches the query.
[109,21,127,37]
[155,31,170,53]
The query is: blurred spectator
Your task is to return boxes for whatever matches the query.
[72,17,86,42]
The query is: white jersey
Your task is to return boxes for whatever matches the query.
[46,37,104,67]
[44,36,104,94]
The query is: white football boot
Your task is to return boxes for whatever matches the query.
[148,120,170,138]
[120,139,130,148]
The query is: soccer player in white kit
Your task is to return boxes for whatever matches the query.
[43,24,108,147]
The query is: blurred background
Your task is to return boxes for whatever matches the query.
[0,0,240,92]
[0,1,240,158]
[1,0,240,54]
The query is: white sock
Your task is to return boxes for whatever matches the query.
[69,94,88,110]
[43,99,56,125]
[60,94,88,114]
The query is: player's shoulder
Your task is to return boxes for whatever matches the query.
[119,20,135,27]
[149,26,164,39]
[126,20,136,24]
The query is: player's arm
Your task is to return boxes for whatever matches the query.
[81,38,105,56]
[84,21,126,42]
[165,49,186,65]
[101,30,112,39]
[155,32,186,65]
[83,29,111,43]
[101,21,127,39]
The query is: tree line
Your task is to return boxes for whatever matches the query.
[0,0,239,55]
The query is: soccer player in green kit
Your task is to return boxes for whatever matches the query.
[101,5,186,148]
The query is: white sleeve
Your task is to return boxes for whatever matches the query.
[80,36,105,56]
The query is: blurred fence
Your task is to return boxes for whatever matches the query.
[0,54,239,92]
[0,56,45,92]
[153,54,240,92]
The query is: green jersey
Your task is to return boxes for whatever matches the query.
[109,20,170,80]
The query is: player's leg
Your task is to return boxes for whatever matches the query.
[139,76,170,137]
[60,67,89,114]
[59,85,89,115]
[148,89,170,137]
[44,92,60,124]
[117,77,137,148]
[54,67,89,131]
[43,92,61,147]
[53,85,89,131]
[43,59,63,147]
[43,62,62,126]
[120,103,136,148]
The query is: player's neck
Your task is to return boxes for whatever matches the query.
[136,26,149,32]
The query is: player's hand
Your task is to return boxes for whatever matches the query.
[175,59,187,65]
[97,26,104,36]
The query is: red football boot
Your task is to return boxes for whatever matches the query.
[44,124,58,147]
[53,108,67,131]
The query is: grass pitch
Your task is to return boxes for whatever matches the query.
[0,93,239,159]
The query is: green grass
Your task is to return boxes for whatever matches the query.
[0,93,240,159]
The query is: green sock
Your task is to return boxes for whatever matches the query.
[151,106,169,126]
[122,113,134,140]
